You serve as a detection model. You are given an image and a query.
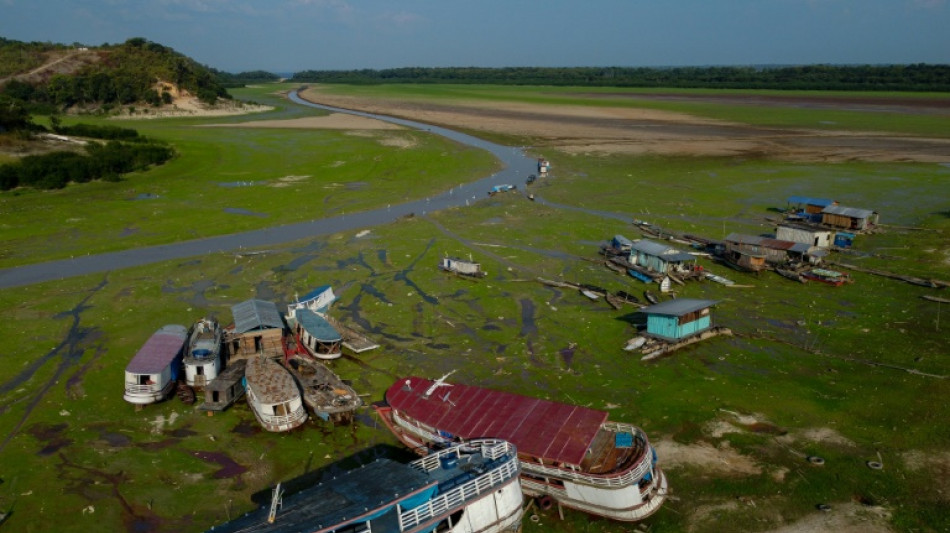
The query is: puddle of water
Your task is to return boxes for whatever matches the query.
[120,227,139,237]
[231,419,261,436]
[131,193,160,200]
[224,207,269,217]
[218,181,263,188]
[191,450,248,479]
[519,298,538,337]
[29,422,72,456]
[559,344,576,367]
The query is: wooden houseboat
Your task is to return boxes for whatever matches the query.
[721,248,768,273]
[628,239,698,277]
[123,325,188,406]
[639,299,719,342]
[288,308,342,360]
[207,439,523,533]
[439,256,487,278]
[245,357,307,432]
[724,233,822,268]
[199,358,247,413]
[820,205,879,232]
[286,285,336,320]
[225,299,286,360]
[376,375,668,523]
[183,317,222,390]
[786,196,837,223]
[776,224,835,249]
[285,356,361,424]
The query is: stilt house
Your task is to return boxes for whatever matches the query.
[820,205,879,231]
[639,299,719,341]
[629,239,697,276]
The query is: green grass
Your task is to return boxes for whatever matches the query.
[0,84,948,532]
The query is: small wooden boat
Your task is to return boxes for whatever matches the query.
[775,268,807,283]
[624,336,647,351]
[644,290,660,305]
[183,317,222,390]
[704,272,736,286]
[802,268,852,286]
[285,356,362,424]
[581,289,601,300]
[615,291,640,304]
[245,357,307,432]
[123,325,188,406]
[207,439,524,533]
[628,269,653,283]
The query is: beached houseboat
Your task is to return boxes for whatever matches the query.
[820,205,879,232]
[123,325,188,406]
[285,356,361,424]
[802,268,853,286]
[776,224,835,249]
[639,299,718,342]
[439,256,487,278]
[207,439,523,533]
[286,285,336,320]
[245,357,307,432]
[225,299,285,360]
[377,375,668,522]
[628,239,697,277]
[288,308,342,360]
[199,358,246,413]
[723,233,823,268]
[786,196,837,223]
[183,317,223,389]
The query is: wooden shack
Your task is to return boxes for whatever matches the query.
[820,205,879,231]
[199,359,247,412]
[629,239,697,276]
[225,299,285,360]
[786,196,837,222]
[724,233,821,266]
[639,299,719,342]
[776,224,835,249]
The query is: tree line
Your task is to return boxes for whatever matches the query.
[291,64,950,91]
[0,122,174,191]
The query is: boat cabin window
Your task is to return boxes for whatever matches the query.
[212,391,220,402]
[138,374,151,385]
[196,366,204,375]
[273,403,290,416]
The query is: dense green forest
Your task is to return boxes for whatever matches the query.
[292,64,950,91]
[212,69,281,88]
[0,123,173,190]
[0,37,231,111]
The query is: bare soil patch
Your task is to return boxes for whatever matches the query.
[298,86,950,163]
[654,438,762,476]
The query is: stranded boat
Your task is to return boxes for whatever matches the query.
[376,375,668,522]
[289,308,342,360]
[199,358,247,413]
[285,356,362,424]
[802,268,853,286]
[183,317,223,389]
[206,439,524,533]
[123,325,188,406]
[439,256,487,278]
[244,357,308,432]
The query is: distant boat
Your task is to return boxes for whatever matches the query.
[244,357,307,432]
[183,318,222,390]
[644,290,660,305]
[439,255,487,278]
[488,184,517,195]
[802,268,853,286]
[285,356,362,424]
[377,375,668,522]
[704,272,736,286]
[628,269,653,283]
[123,325,187,406]
[581,289,601,300]
[286,285,336,320]
[207,439,524,533]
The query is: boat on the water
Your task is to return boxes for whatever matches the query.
[289,308,342,360]
[183,317,223,390]
[376,375,668,523]
[123,325,188,406]
[206,439,524,533]
[802,268,853,286]
[285,356,362,424]
[244,357,308,432]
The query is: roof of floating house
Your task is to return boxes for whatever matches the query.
[126,325,188,374]
[231,299,283,334]
[297,308,342,342]
[821,205,876,218]
[386,377,607,466]
[630,239,696,262]
[724,233,812,254]
[787,196,835,207]
[639,299,719,317]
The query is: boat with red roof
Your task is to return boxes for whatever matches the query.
[375,373,668,522]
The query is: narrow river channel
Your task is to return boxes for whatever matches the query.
[0,91,539,289]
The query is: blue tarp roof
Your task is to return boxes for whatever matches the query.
[788,196,835,207]
[297,308,342,342]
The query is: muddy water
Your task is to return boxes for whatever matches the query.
[0,90,539,289]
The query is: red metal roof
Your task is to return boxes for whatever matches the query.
[385,377,608,466]
[125,325,187,374]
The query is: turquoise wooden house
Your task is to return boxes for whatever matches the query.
[639,299,718,341]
